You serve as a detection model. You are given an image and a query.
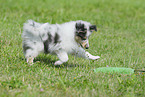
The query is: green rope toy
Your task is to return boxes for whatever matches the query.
[94,67,145,74]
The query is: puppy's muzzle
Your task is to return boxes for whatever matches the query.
[81,40,89,49]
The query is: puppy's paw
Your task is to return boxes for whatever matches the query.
[27,57,34,65]
[86,52,100,60]
[91,56,100,60]
[54,60,63,66]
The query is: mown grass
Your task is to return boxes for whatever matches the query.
[0,0,145,97]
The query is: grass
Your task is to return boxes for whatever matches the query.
[0,0,145,96]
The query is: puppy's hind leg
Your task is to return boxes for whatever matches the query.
[24,49,40,65]
[23,41,44,65]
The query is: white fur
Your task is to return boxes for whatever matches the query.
[22,20,100,65]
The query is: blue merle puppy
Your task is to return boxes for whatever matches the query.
[22,20,100,65]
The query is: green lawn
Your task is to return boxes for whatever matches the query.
[0,0,145,96]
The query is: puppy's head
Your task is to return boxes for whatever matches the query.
[75,21,97,49]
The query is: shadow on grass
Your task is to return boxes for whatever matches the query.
[54,63,79,68]
[33,55,78,68]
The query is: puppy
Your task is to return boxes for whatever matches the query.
[22,20,100,65]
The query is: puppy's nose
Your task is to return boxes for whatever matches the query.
[85,47,89,49]
[85,45,89,49]
[85,43,89,49]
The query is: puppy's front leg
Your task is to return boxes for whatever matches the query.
[54,49,68,65]
[75,48,100,60]
[85,52,100,60]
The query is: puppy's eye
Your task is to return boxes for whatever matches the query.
[77,31,87,40]
[84,28,87,31]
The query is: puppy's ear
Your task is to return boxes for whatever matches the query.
[89,25,97,32]
[75,23,81,30]
[75,22,85,32]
